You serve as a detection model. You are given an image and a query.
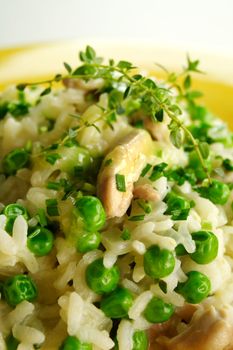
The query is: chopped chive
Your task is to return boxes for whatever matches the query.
[128,215,145,221]
[201,220,212,230]
[104,158,113,167]
[46,199,59,216]
[134,120,144,129]
[25,140,32,153]
[140,163,152,177]
[7,101,30,117]
[47,182,61,190]
[2,148,30,175]
[137,200,152,214]
[149,162,168,181]
[59,179,73,191]
[36,208,47,227]
[45,153,61,165]
[82,182,96,193]
[156,149,163,158]
[223,158,233,171]
[121,228,131,240]
[39,126,48,133]
[115,174,126,192]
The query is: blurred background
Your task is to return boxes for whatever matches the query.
[0,0,233,54]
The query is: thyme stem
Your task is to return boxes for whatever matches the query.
[163,107,211,182]
[17,46,210,182]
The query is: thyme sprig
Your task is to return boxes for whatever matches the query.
[16,45,210,181]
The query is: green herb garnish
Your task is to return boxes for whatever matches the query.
[16,45,211,182]
[165,192,194,220]
[47,181,62,190]
[115,174,126,192]
[45,153,61,165]
[137,200,152,214]
[149,162,168,181]
[46,199,59,216]
[121,228,131,241]
[223,158,233,171]
[140,163,152,177]
[35,208,48,227]
[104,158,113,167]
[128,215,145,221]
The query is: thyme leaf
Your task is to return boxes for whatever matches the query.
[16,45,210,182]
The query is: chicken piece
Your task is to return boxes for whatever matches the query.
[63,78,104,91]
[148,304,197,350]
[149,317,180,350]
[175,304,198,323]
[97,130,154,218]
[158,306,233,350]
[133,184,160,202]
[144,118,169,142]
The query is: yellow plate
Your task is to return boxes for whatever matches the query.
[0,40,232,127]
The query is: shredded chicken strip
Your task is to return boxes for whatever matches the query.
[157,306,233,350]
[97,129,154,218]
[148,304,197,350]
[144,118,169,142]
[133,184,160,202]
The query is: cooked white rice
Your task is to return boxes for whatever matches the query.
[0,48,233,350]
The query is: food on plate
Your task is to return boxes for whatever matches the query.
[0,45,233,349]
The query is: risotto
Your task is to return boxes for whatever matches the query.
[0,46,233,350]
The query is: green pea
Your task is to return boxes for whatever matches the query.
[100,287,134,319]
[144,245,175,279]
[3,203,29,219]
[6,334,19,350]
[132,330,148,350]
[197,179,230,205]
[143,296,174,323]
[58,145,92,178]
[190,230,218,264]
[165,192,193,220]
[189,151,212,181]
[27,227,54,256]
[175,244,188,256]
[2,148,30,175]
[85,258,120,294]
[75,196,106,232]
[175,271,211,304]
[76,231,101,253]
[59,336,92,350]
[3,203,29,234]
[3,274,38,307]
